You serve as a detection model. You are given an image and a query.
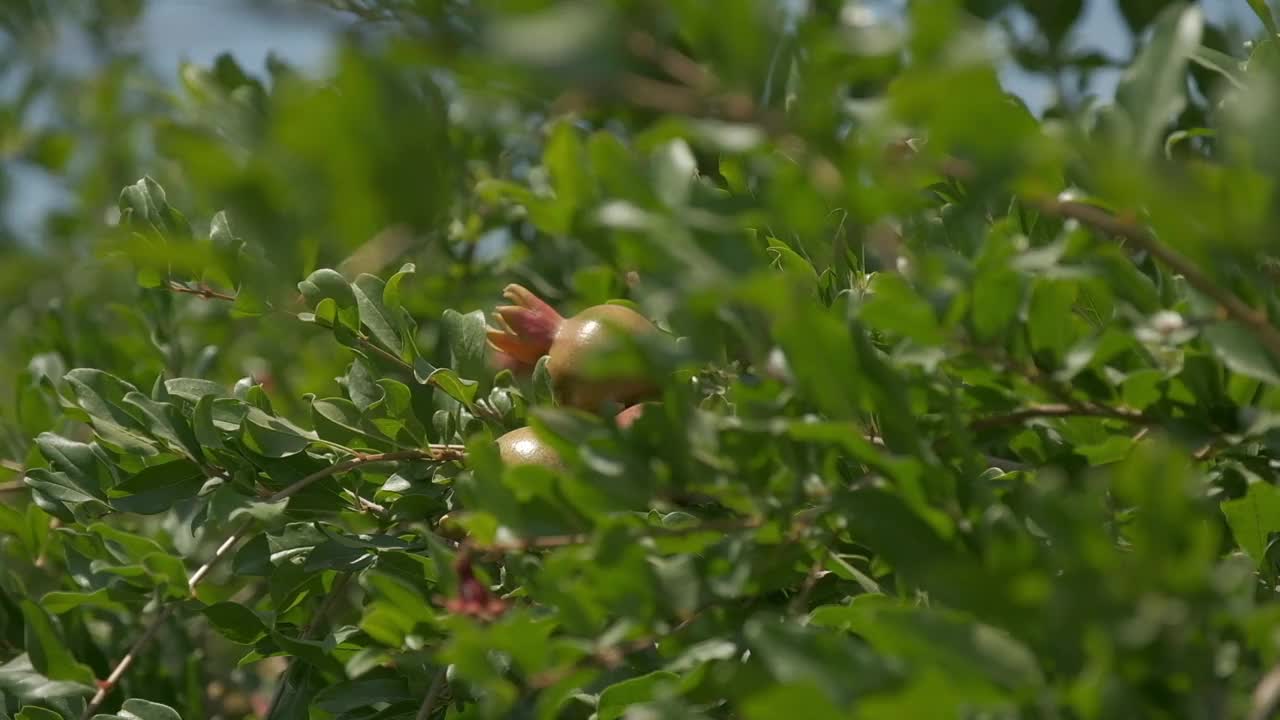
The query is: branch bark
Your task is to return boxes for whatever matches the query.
[166,280,237,302]
[1035,198,1280,363]
[81,606,173,717]
[415,669,448,720]
[470,516,765,557]
[264,572,355,718]
[82,447,455,719]
[970,402,1147,432]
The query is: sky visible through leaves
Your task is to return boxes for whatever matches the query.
[0,0,1262,242]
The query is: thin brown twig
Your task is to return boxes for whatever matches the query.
[355,333,415,374]
[969,402,1147,432]
[265,572,355,718]
[0,459,23,473]
[469,516,765,557]
[527,610,709,690]
[81,605,174,717]
[83,447,456,718]
[867,435,1029,472]
[1251,664,1280,720]
[789,547,829,614]
[610,70,782,132]
[1034,198,1280,363]
[528,634,659,689]
[166,280,237,302]
[268,449,457,503]
[415,669,448,720]
[625,31,716,93]
[0,482,26,494]
[164,276,418,376]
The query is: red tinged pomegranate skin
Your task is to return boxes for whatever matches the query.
[487,284,660,411]
[614,402,656,429]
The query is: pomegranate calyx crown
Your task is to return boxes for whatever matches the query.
[486,284,564,366]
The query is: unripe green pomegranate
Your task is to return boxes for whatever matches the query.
[436,512,469,541]
[495,426,565,470]
[486,284,659,411]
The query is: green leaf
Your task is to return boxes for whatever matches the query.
[63,370,157,455]
[597,671,679,720]
[743,615,898,707]
[741,682,846,720]
[860,273,943,345]
[241,408,314,458]
[544,120,590,228]
[163,378,228,402]
[34,434,112,498]
[17,707,64,720]
[1027,278,1078,360]
[1247,0,1278,34]
[1222,480,1280,567]
[20,600,96,686]
[442,309,489,383]
[652,138,696,209]
[298,268,360,332]
[0,654,92,708]
[313,677,413,713]
[84,522,170,564]
[352,273,403,356]
[971,267,1021,342]
[311,397,388,447]
[423,368,479,407]
[41,589,128,615]
[94,698,184,720]
[531,355,556,406]
[1188,46,1246,89]
[109,459,207,515]
[1202,322,1280,385]
[810,597,1042,692]
[345,359,383,410]
[118,176,190,239]
[381,263,415,313]
[202,602,269,644]
[1114,3,1203,160]
[192,396,224,451]
[24,469,110,519]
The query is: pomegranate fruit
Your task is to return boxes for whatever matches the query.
[614,402,657,429]
[496,426,565,470]
[486,284,659,411]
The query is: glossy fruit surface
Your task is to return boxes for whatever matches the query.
[487,284,659,411]
[495,426,565,469]
[614,401,657,429]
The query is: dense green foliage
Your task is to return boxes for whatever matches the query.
[3,1,1280,718]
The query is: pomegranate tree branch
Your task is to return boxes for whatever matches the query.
[471,516,765,557]
[163,276,416,375]
[355,332,415,374]
[82,447,457,718]
[81,606,174,718]
[165,280,237,302]
[415,669,448,720]
[265,572,355,718]
[1036,198,1280,363]
[970,402,1147,432]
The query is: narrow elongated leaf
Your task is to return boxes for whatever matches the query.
[109,459,206,515]
[20,601,96,686]
[1115,4,1203,159]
